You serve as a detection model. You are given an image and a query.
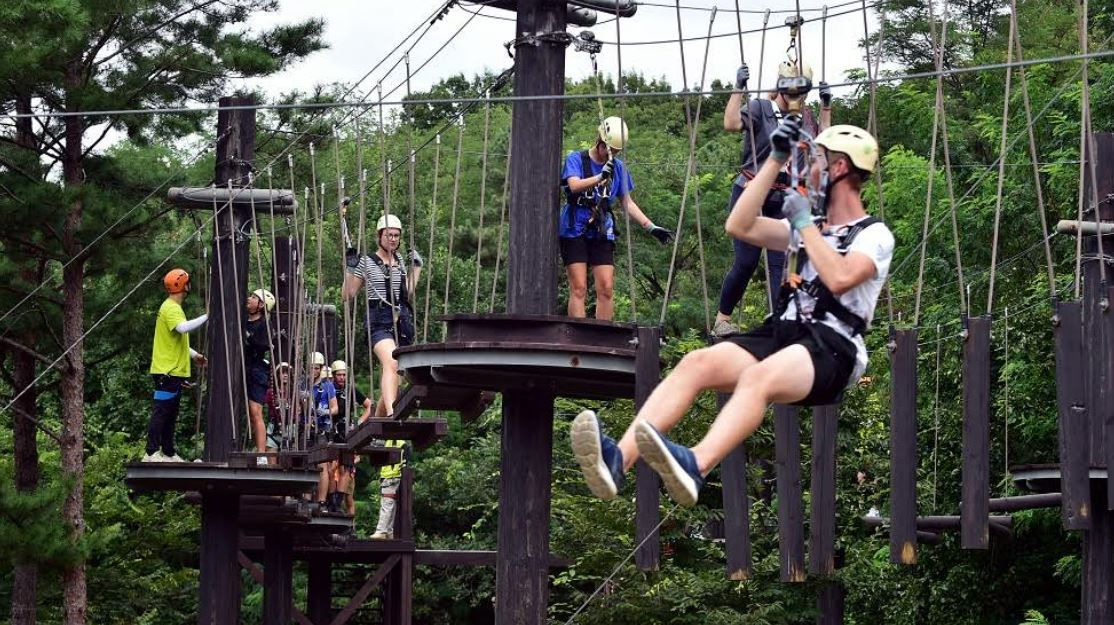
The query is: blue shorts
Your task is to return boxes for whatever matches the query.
[246,366,269,404]
[367,306,414,348]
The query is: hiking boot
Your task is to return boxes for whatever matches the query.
[569,410,625,500]
[711,319,740,337]
[634,421,705,507]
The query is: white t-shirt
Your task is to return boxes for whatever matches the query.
[779,216,895,385]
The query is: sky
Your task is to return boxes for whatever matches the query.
[241,0,881,110]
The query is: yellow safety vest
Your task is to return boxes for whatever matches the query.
[380,439,405,480]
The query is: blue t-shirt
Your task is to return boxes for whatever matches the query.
[312,379,336,430]
[560,151,634,241]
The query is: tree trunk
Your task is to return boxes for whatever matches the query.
[10,344,40,625]
[60,61,87,625]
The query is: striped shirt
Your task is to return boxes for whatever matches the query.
[352,253,406,305]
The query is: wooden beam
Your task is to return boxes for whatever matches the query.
[385,555,413,625]
[263,530,294,625]
[396,467,414,542]
[988,493,1061,512]
[889,328,918,564]
[720,393,751,580]
[237,551,313,625]
[330,554,400,625]
[1056,300,1091,530]
[774,405,805,582]
[1084,487,1114,624]
[810,404,839,575]
[306,557,331,625]
[634,326,661,571]
[962,315,991,549]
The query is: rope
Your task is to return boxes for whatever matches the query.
[615,0,638,321]
[913,0,948,327]
[1009,0,1057,300]
[222,179,253,447]
[443,120,466,324]
[247,174,285,442]
[331,129,354,428]
[265,167,291,428]
[660,6,717,327]
[939,48,968,317]
[490,121,513,312]
[472,93,493,312]
[354,122,376,410]
[985,8,1016,315]
[861,0,892,325]
[423,134,442,342]
[1080,0,1107,288]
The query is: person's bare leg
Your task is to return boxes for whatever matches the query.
[249,401,267,453]
[592,264,615,320]
[566,263,588,317]
[690,345,815,474]
[374,338,400,417]
[317,464,330,502]
[615,342,759,471]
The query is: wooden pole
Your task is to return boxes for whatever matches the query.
[1056,300,1091,530]
[889,329,918,563]
[496,1,565,623]
[306,557,332,625]
[810,404,839,575]
[263,530,293,625]
[774,405,805,582]
[274,235,298,366]
[1084,486,1114,624]
[720,392,751,580]
[634,326,662,571]
[961,315,991,549]
[198,95,255,625]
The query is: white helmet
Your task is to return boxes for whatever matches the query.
[330,360,347,373]
[815,125,879,173]
[251,288,276,312]
[320,365,332,379]
[376,213,403,233]
[597,116,629,151]
[311,351,326,366]
[777,60,814,82]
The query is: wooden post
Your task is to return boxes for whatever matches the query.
[385,556,413,625]
[720,393,751,580]
[810,404,839,575]
[273,234,298,366]
[889,329,918,564]
[961,315,991,549]
[496,0,565,623]
[774,405,805,582]
[306,557,331,625]
[1056,301,1091,530]
[1084,486,1114,624]
[263,529,293,625]
[634,326,661,571]
[197,96,255,625]
[816,551,845,625]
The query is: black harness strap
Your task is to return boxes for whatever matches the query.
[562,150,617,236]
[368,251,410,310]
[774,216,881,336]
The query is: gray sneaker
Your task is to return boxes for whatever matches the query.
[712,319,740,337]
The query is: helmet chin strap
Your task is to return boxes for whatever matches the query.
[810,165,850,222]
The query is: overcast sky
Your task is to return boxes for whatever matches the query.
[241,0,880,109]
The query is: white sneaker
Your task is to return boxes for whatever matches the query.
[712,319,740,337]
[166,454,186,463]
[256,456,269,466]
[370,531,392,540]
[141,451,168,463]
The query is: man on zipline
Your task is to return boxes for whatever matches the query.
[571,119,893,506]
[342,214,422,418]
[560,116,674,320]
[713,62,832,337]
[143,269,208,462]
[244,288,276,462]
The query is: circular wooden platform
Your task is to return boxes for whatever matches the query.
[125,462,320,496]
[395,314,640,400]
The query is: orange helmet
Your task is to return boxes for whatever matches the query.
[163,269,190,294]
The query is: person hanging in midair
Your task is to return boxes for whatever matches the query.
[713,61,832,336]
[143,269,208,463]
[560,116,674,320]
[243,288,276,462]
[571,119,893,507]
[342,214,422,418]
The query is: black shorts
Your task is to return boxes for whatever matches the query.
[560,236,615,267]
[246,365,269,404]
[725,318,858,405]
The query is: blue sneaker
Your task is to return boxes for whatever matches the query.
[634,420,705,507]
[570,410,625,500]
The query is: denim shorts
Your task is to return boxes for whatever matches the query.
[367,306,414,348]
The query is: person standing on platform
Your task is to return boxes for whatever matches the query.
[144,269,208,462]
[559,116,673,320]
[371,439,408,539]
[306,351,338,506]
[328,360,372,514]
[264,362,293,455]
[244,289,276,461]
[714,62,831,336]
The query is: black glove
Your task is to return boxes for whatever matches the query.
[345,247,359,269]
[645,223,674,245]
[818,81,832,107]
[769,115,802,163]
[735,63,750,90]
[598,159,614,183]
[408,248,424,268]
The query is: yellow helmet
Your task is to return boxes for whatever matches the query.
[597,116,629,151]
[815,125,879,173]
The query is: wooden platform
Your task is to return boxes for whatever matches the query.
[306,442,402,466]
[393,384,494,422]
[395,314,639,400]
[1012,464,1109,494]
[346,418,449,452]
[125,462,320,495]
[180,494,356,534]
[241,535,416,564]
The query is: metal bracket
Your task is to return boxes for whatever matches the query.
[504,30,575,58]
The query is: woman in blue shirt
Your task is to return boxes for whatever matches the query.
[560,116,673,320]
